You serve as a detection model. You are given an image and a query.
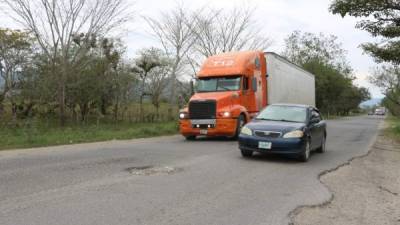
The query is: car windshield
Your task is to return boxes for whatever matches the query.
[196,76,241,92]
[256,105,307,123]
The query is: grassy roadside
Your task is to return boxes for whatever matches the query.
[0,121,178,151]
[385,115,400,141]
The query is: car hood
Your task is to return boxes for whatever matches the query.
[246,119,306,133]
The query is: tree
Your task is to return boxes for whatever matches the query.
[2,0,132,125]
[191,7,273,58]
[132,48,163,121]
[283,31,369,115]
[370,64,400,109]
[330,0,400,64]
[145,50,172,119]
[144,5,197,109]
[0,28,32,120]
[283,31,352,75]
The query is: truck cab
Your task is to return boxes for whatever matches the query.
[179,51,267,139]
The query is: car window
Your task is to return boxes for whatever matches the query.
[256,105,307,123]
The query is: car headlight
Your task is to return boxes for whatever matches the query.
[283,130,304,138]
[240,126,252,136]
[179,112,188,119]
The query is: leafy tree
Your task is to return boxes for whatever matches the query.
[283,31,352,76]
[0,28,33,120]
[370,64,400,113]
[283,31,369,115]
[132,48,163,121]
[330,0,400,64]
[2,0,132,125]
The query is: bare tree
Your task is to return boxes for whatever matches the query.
[191,7,273,58]
[143,5,198,110]
[1,0,132,125]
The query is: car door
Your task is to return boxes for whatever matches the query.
[309,109,323,149]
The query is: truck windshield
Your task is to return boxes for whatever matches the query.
[196,76,241,92]
[256,105,307,123]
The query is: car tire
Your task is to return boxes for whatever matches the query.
[232,114,246,139]
[241,149,253,157]
[299,139,311,162]
[316,134,326,153]
[185,136,196,141]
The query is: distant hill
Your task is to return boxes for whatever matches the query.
[360,98,383,108]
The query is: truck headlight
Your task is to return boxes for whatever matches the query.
[283,130,304,138]
[223,111,231,117]
[179,112,188,119]
[240,126,252,136]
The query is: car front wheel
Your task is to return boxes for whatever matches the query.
[316,135,326,153]
[240,149,253,157]
[299,140,311,162]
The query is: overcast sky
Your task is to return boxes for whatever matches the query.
[0,0,384,98]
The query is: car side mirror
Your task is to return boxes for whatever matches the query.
[310,117,320,124]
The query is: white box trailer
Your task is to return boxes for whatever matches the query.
[265,52,316,107]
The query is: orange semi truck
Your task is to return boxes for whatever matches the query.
[179,51,316,140]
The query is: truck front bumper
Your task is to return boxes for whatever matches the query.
[179,118,237,137]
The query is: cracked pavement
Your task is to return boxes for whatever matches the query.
[292,125,400,225]
[0,116,382,225]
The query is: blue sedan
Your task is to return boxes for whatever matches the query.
[238,104,327,162]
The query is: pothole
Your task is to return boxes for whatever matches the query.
[124,165,183,175]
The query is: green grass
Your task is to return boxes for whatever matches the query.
[0,121,179,151]
[385,116,400,142]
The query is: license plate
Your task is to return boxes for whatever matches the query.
[200,129,208,135]
[258,141,272,149]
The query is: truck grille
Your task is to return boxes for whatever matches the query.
[189,100,216,119]
[254,131,282,138]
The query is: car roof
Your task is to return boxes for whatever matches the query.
[269,103,320,112]
[269,103,312,108]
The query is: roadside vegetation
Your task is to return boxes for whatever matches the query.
[385,116,400,142]
[330,0,400,121]
[0,0,372,150]
[0,119,178,151]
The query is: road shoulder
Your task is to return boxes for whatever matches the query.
[291,124,400,225]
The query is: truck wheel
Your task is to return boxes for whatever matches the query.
[299,140,311,162]
[316,134,326,153]
[233,114,245,139]
[240,149,253,157]
[185,136,196,141]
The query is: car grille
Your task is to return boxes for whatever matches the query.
[189,100,216,119]
[254,131,282,138]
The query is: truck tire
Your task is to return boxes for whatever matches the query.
[185,136,196,141]
[232,114,245,139]
[240,149,253,157]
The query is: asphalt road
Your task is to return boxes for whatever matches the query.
[0,116,383,225]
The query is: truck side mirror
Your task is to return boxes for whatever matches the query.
[252,77,257,92]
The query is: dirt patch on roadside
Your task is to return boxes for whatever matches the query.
[292,134,400,225]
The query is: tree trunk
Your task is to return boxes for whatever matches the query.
[139,94,144,122]
[11,101,17,126]
[113,99,119,122]
[80,102,89,123]
[101,96,108,115]
[0,94,4,119]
